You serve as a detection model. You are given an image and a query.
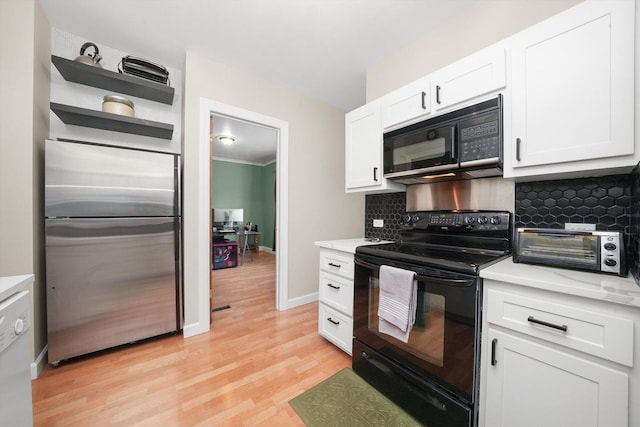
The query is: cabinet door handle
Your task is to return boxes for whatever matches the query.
[421,91,427,109]
[373,166,378,182]
[436,85,441,105]
[328,262,342,268]
[327,317,340,325]
[527,316,568,332]
[327,283,340,290]
[491,338,498,366]
[516,138,521,161]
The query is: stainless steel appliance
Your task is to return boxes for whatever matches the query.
[383,96,503,184]
[45,139,181,364]
[514,228,626,276]
[353,210,512,426]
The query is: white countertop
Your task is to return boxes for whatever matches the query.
[0,274,34,303]
[480,259,640,308]
[315,238,393,254]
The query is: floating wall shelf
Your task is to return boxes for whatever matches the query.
[51,103,174,140]
[51,55,175,105]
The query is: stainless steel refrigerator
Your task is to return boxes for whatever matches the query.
[45,139,181,364]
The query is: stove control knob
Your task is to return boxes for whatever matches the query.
[490,216,502,225]
[464,216,475,225]
[402,215,412,224]
[604,258,617,267]
[412,214,420,223]
[477,216,488,225]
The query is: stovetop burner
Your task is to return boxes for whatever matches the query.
[357,210,512,275]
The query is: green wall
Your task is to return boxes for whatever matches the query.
[212,159,276,249]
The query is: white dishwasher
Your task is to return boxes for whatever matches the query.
[0,289,33,426]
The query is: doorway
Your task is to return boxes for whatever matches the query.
[199,98,289,325]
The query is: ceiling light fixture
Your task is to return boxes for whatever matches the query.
[216,135,236,145]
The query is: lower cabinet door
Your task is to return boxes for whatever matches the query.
[484,329,628,427]
[318,303,353,355]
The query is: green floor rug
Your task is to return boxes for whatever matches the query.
[289,367,422,426]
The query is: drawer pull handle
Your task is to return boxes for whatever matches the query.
[327,317,340,325]
[327,283,341,290]
[527,316,568,332]
[491,338,498,366]
[328,262,342,268]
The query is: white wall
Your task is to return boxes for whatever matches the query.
[366,0,582,102]
[50,29,183,154]
[182,52,364,334]
[0,0,50,372]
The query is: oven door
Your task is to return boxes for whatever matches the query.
[353,253,480,403]
[383,120,457,178]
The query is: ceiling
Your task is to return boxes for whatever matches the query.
[211,114,278,165]
[38,0,475,164]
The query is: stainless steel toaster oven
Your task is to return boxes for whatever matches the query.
[514,228,626,276]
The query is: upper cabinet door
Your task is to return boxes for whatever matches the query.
[430,45,507,112]
[345,101,404,193]
[381,76,431,130]
[508,0,635,174]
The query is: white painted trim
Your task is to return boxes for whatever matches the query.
[182,97,218,339]
[195,98,289,339]
[287,292,318,309]
[30,344,48,380]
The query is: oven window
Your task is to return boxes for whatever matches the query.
[519,233,599,265]
[367,276,445,367]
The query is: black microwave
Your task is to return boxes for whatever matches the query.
[383,95,503,183]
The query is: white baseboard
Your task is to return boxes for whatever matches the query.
[31,344,48,380]
[286,292,318,309]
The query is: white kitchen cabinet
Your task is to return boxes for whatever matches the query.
[345,100,404,193]
[485,329,628,427]
[317,247,356,354]
[430,44,506,112]
[381,76,431,130]
[505,0,636,179]
[479,280,636,427]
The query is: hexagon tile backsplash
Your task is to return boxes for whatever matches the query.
[364,173,632,243]
[515,174,631,235]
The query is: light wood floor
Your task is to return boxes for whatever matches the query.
[32,251,351,426]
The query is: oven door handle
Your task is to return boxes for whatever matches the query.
[355,259,474,287]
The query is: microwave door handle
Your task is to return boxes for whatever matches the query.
[450,126,457,160]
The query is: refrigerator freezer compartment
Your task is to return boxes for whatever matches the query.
[45,139,178,217]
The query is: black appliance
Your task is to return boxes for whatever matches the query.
[353,210,512,426]
[383,96,503,184]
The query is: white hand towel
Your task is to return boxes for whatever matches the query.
[377,265,417,343]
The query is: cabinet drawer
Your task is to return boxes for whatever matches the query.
[318,303,353,355]
[319,271,353,316]
[319,249,354,279]
[486,289,633,367]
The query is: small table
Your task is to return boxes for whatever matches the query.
[237,231,261,265]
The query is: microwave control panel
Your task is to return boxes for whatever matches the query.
[459,111,500,163]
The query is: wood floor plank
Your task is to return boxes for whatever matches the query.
[32,251,351,426]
